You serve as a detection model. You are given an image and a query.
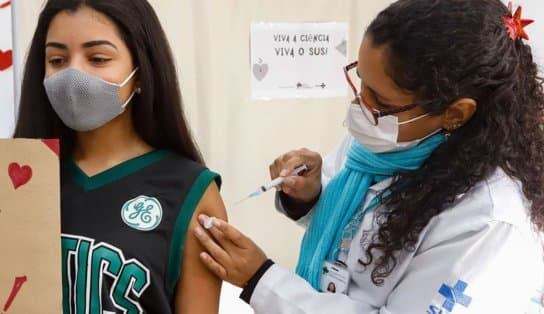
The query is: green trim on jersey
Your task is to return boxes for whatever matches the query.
[166,169,221,295]
[69,150,171,191]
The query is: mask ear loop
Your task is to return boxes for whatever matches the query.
[119,68,140,109]
[121,91,136,109]
[102,67,140,87]
[119,67,139,87]
[396,113,430,125]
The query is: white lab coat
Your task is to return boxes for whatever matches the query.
[250,135,544,314]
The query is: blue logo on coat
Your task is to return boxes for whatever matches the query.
[427,280,472,313]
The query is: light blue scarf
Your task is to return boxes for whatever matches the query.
[295,134,445,289]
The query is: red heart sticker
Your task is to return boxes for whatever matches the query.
[8,163,32,190]
[0,50,13,71]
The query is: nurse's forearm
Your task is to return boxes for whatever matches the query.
[241,264,372,314]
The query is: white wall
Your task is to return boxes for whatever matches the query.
[512,0,544,68]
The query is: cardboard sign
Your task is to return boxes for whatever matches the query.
[0,139,61,313]
[0,1,15,138]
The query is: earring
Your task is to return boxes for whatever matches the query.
[444,123,461,140]
[446,123,461,131]
[135,87,142,94]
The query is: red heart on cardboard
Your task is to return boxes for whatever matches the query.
[0,49,13,71]
[8,163,32,190]
[42,139,60,157]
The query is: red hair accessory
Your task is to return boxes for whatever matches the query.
[503,2,534,41]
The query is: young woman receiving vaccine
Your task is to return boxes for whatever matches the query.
[194,0,544,313]
[14,0,226,313]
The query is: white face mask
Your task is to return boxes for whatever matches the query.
[345,103,441,153]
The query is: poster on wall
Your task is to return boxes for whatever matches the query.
[251,22,348,100]
[0,139,62,313]
[0,1,14,138]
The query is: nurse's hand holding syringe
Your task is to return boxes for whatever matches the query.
[269,148,323,206]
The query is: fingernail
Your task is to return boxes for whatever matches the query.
[198,214,208,224]
[200,252,207,260]
[204,217,215,230]
[195,227,204,237]
[279,169,288,177]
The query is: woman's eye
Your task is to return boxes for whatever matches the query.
[48,58,65,66]
[90,56,112,65]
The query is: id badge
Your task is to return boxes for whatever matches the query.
[320,260,350,294]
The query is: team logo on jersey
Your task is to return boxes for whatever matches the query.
[121,195,163,231]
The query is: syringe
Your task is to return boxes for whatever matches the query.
[233,164,308,205]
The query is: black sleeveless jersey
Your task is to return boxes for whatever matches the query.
[60,150,220,314]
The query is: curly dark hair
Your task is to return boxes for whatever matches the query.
[360,0,544,285]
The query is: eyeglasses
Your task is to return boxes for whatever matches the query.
[344,61,423,126]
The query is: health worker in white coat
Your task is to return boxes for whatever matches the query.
[194,0,544,313]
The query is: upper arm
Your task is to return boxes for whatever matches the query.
[382,221,543,314]
[175,180,228,314]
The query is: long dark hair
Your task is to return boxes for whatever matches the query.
[361,0,544,285]
[13,0,203,163]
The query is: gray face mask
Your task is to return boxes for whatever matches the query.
[43,67,138,132]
